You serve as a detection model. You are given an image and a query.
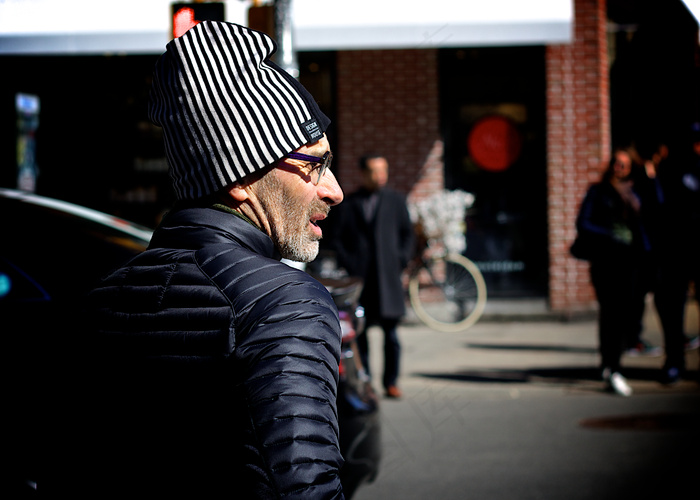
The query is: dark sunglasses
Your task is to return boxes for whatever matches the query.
[284,151,333,184]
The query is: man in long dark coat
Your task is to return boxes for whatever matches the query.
[335,154,414,397]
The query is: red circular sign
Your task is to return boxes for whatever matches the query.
[467,116,522,172]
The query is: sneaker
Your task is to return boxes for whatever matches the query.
[685,336,700,351]
[603,369,633,397]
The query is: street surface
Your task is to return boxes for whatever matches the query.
[353,301,699,500]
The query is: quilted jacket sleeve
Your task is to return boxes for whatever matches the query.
[200,247,345,499]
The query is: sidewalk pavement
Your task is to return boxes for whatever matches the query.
[399,295,699,383]
[355,296,699,500]
[407,295,698,324]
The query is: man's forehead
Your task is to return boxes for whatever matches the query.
[367,157,388,169]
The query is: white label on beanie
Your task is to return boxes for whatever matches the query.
[303,119,323,142]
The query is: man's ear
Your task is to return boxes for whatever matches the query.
[226,183,250,203]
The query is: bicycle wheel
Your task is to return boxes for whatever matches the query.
[408,253,487,332]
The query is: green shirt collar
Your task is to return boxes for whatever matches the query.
[211,203,263,232]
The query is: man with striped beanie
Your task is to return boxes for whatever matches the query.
[77,21,346,499]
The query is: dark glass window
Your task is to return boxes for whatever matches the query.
[439,46,548,298]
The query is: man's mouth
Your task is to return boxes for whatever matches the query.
[308,201,330,236]
[309,213,327,237]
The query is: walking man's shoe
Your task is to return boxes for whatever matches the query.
[385,386,403,398]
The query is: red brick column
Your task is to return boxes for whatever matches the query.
[334,49,442,199]
[546,0,610,314]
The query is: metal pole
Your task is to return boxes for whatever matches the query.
[274,0,299,78]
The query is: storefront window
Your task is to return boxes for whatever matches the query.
[440,47,548,298]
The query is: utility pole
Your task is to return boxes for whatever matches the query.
[249,0,298,77]
[274,0,298,77]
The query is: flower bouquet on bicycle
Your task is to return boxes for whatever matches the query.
[407,190,487,332]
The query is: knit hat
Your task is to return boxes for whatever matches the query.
[148,21,330,200]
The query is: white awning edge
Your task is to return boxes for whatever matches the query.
[294,21,572,51]
[291,0,573,50]
[0,0,574,55]
[0,32,170,55]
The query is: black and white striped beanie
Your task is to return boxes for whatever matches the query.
[148,21,330,201]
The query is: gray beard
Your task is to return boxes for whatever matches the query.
[279,236,320,263]
[256,171,326,263]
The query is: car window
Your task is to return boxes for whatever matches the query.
[1,197,150,301]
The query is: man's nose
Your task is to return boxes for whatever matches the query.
[319,169,344,206]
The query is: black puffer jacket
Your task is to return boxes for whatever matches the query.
[77,207,345,499]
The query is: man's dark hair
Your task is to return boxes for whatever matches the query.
[359,153,385,170]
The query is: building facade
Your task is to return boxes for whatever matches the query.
[304,0,608,310]
[301,0,698,314]
[1,0,698,316]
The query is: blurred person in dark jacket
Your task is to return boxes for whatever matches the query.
[50,21,346,499]
[653,124,700,384]
[334,154,414,398]
[575,148,650,396]
[625,142,668,357]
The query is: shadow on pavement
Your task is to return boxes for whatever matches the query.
[416,366,699,385]
[464,342,597,355]
[579,412,698,431]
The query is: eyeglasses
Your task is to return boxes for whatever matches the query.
[284,150,333,184]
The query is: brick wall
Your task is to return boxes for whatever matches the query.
[334,49,442,201]
[546,0,609,314]
[332,0,610,315]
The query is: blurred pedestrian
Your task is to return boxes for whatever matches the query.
[574,148,650,396]
[54,21,346,498]
[334,154,414,398]
[625,141,667,356]
[653,123,700,384]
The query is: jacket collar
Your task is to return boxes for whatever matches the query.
[149,206,279,260]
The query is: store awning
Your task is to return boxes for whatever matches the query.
[292,0,574,50]
[0,0,573,55]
